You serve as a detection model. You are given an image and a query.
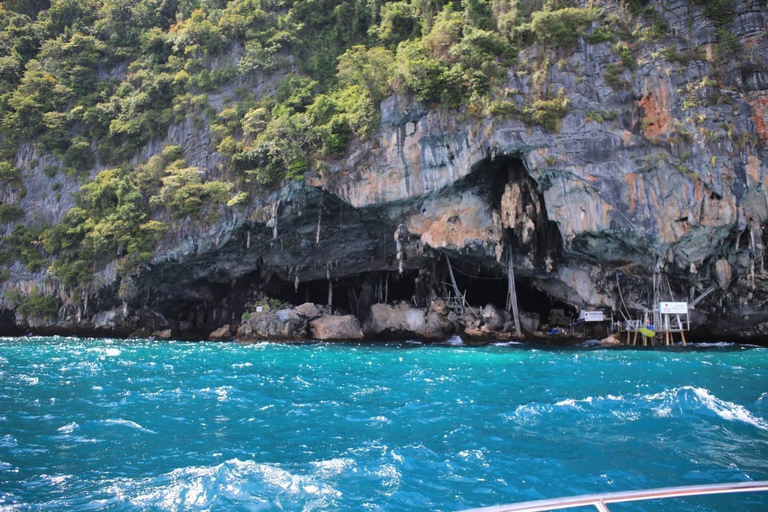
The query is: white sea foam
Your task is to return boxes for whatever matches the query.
[311,458,355,476]
[101,419,157,434]
[505,386,768,431]
[19,375,39,385]
[492,341,524,346]
[105,459,341,510]
[688,386,768,431]
[104,348,121,357]
[643,386,768,431]
[445,335,464,346]
[0,435,17,448]
[57,422,78,434]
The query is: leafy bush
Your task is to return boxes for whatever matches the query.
[376,1,420,46]
[525,8,600,49]
[0,162,21,183]
[150,162,233,219]
[6,225,45,271]
[0,204,25,224]
[13,287,59,319]
[524,90,570,132]
[693,0,736,29]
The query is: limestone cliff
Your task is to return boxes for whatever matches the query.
[2,0,768,342]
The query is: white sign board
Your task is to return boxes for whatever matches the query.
[256,306,263,312]
[579,310,605,322]
[659,302,688,314]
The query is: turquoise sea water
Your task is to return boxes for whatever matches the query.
[0,337,766,511]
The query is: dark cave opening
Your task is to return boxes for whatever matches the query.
[465,153,564,268]
[272,270,420,316]
[447,261,575,325]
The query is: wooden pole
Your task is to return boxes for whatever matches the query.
[507,250,523,339]
[681,330,687,346]
[444,253,464,315]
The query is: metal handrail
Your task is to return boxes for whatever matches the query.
[458,480,768,512]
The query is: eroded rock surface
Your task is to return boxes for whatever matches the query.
[310,315,364,340]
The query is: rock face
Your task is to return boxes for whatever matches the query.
[294,303,322,320]
[209,325,233,341]
[2,1,768,343]
[237,309,308,340]
[601,335,622,347]
[309,315,364,340]
[365,303,429,338]
[482,305,508,333]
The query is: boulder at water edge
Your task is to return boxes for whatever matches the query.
[310,315,364,340]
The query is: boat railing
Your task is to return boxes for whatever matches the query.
[457,480,768,512]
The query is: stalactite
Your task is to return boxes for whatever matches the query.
[384,272,389,304]
[315,201,322,244]
[751,220,766,275]
[246,230,251,249]
[272,200,280,240]
[327,267,333,309]
[394,225,405,274]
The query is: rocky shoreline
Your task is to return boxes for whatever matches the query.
[5,297,764,347]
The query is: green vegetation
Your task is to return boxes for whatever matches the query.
[0,0,603,199]
[5,286,59,319]
[523,7,600,49]
[661,46,705,65]
[625,0,667,40]
[693,0,736,29]
[585,109,618,123]
[242,296,293,321]
[0,204,24,223]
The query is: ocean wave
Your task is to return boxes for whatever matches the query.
[100,419,157,434]
[645,386,768,431]
[445,335,464,346]
[0,435,17,448]
[57,422,78,434]
[104,459,341,510]
[505,387,768,431]
[491,341,524,346]
[310,458,355,477]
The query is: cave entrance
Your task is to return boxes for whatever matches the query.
[458,153,564,269]
[446,260,575,326]
[272,269,420,317]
